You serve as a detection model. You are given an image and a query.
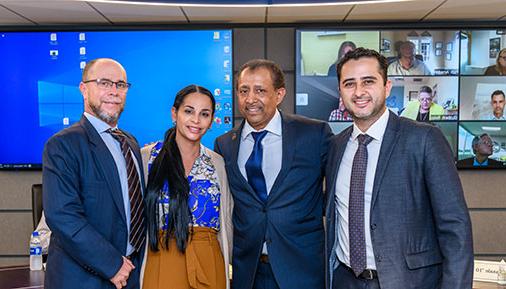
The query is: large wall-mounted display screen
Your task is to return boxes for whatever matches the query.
[296,29,506,169]
[0,30,233,169]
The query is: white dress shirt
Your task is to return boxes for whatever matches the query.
[237,109,283,254]
[335,109,390,270]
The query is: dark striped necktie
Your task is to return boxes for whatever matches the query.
[108,128,146,252]
[349,134,373,277]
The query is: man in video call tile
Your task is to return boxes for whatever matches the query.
[489,90,506,120]
[387,41,431,76]
[457,133,503,168]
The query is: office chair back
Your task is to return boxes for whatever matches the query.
[32,184,43,229]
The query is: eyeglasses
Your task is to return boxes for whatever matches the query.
[83,78,131,91]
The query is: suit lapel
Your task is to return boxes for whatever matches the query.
[268,113,296,201]
[325,126,353,214]
[370,113,401,209]
[81,117,127,225]
[226,122,265,203]
[327,126,353,208]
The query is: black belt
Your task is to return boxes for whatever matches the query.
[341,262,378,280]
[259,254,269,263]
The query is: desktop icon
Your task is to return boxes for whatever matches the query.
[79,47,86,55]
[213,31,220,40]
[79,33,86,41]
[80,61,86,69]
[50,33,57,42]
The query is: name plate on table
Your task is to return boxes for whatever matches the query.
[474,260,506,283]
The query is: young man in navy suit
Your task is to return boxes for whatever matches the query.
[43,58,145,289]
[215,59,333,289]
[325,47,473,289]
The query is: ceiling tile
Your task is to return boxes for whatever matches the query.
[268,5,353,23]
[1,1,108,24]
[347,0,442,21]
[183,6,265,23]
[0,4,34,25]
[425,0,506,21]
[89,2,187,23]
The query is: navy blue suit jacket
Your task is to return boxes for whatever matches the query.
[325,113,473,289]
[215,112,333,289]
[42,116,145,289]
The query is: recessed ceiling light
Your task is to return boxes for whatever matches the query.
[85,0,413,8]
[482,126,501,131]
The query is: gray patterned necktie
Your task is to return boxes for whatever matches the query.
[349,134,373,276]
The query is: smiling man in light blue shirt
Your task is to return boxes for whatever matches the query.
[215,59,333,289]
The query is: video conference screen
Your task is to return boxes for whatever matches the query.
[296,29,506,169]
[0,30,233,169]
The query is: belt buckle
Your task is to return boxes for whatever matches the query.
[362,269,374,280]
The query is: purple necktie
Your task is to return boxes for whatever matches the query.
[349,134,373,276]
[108,129,146,252]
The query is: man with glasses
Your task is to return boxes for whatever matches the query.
[457,133,503,167]
[400,85,444,122]
[43,58,146,289]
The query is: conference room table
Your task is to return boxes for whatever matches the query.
[0,265,504,289]
[0,265,43,289]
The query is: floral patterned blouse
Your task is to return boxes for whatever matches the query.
[148,141,221,231]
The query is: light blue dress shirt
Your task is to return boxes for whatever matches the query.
[237,109,283,254]
[84,112,142,256]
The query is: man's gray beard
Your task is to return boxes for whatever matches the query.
[90,103,123,125]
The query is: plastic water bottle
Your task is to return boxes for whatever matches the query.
[29,231,43,271]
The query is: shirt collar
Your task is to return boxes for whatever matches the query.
[199,143,210,159]
[473,157,489,166]
[84,112,117,133]
[241,109,282,140]
[351,108,389,143]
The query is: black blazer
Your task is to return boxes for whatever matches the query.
[456,156,504,168]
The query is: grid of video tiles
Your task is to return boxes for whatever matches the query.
[295,29,506,169]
